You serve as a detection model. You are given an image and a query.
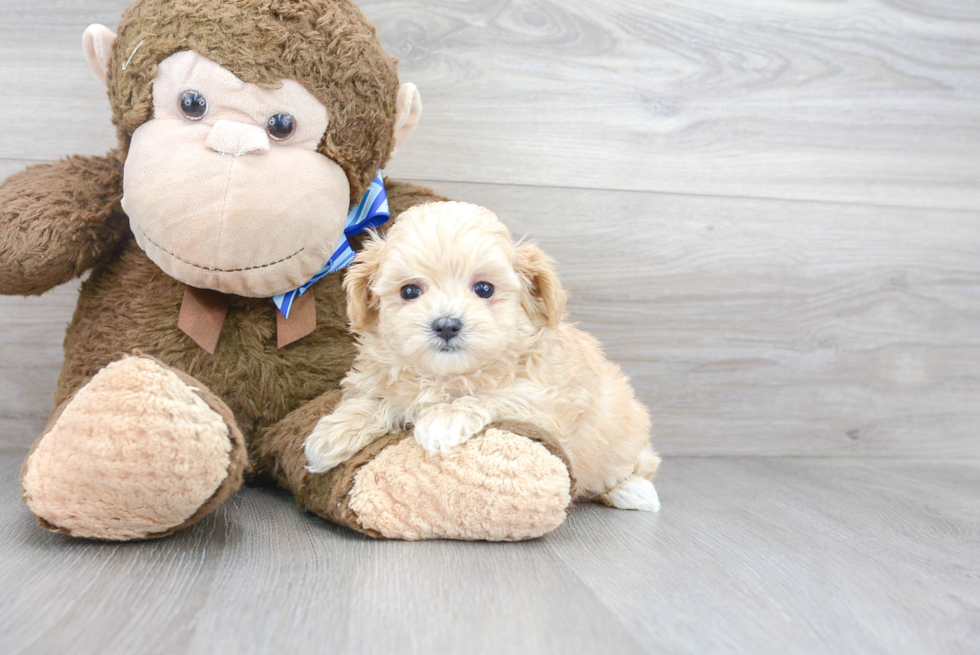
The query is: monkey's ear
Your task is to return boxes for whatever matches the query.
[82,24,117,86]
[392,83,422,154]
[515,243,567,328]
[344,238,385,332]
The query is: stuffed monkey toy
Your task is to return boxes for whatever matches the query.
[0,0,574,541]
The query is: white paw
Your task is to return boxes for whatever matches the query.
[413,407,489,455]
[601,477,661,512]
[304,416,358,474]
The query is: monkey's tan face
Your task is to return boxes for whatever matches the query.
[122,51,350,297]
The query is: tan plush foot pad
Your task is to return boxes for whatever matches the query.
[305,421,574,541]
[20,355,247,540]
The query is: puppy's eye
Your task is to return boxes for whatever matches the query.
[401,284,422,300]
[178,90,208,121]
[267,113,296,141]
[473,282,494,299]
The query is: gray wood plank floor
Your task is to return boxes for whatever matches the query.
[1,0,978,653]
[1,453,978,655]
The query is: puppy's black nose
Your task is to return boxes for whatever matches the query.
[432,317,463,342]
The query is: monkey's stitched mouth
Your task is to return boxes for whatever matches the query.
[136,227,306,273]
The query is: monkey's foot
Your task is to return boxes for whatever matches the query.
[303,422,574,541]
[20,355,247,540]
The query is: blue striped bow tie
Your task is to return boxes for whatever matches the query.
[272,172,390,319]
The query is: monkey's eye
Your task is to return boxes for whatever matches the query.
[401,284,422,301]
[267,113,296,141]
[473,282,495,299]
[178,90,208,121]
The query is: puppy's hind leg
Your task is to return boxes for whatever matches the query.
[634,448,661,481]
[598,477,661,512]
[597,449,662,512]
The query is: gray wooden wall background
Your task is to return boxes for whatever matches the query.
[1,2,979,654]
[1,0,977,458]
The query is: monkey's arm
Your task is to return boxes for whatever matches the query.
[0,153,128,296]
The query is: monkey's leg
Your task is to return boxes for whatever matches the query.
[20,355,247,540]
[0,153,129,296]
[255,394,575,541]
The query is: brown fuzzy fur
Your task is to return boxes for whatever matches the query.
[0,153,128,295]
[109,0,399,204]
[165,362,250,536]
[21,356,249,540]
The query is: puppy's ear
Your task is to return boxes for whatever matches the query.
[515,243,566,328]
[344,237,384,332]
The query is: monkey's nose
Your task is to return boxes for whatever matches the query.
[432,317,463,342]
[206,120,271,156]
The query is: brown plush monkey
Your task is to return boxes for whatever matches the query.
[0,0,574,541]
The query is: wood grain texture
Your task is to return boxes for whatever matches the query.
[368,0,980,210]
[1,3,978,653]
[0,284,76,451]
[1,453,977,655]
[1,0,977,454]
[546,457,980,655]
[405,181,980,458]
[0,1,122,162]
[1,0,979,208]
[2,181,978,458]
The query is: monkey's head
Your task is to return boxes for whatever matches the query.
[83,0,421,297]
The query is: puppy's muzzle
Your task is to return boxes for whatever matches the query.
[432,316,463,344]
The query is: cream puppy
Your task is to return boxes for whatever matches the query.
[304,202,661,511]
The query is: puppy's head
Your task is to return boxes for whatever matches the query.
[345,201,565,375]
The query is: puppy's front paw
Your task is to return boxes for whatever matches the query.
[304,416,363,474]
[598,476,661,512]
[413,420,467,455]
[304,397,390,474]
[413,405,491,455]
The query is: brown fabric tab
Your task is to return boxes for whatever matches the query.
[178,287,230,355]
[277,289,317,349]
